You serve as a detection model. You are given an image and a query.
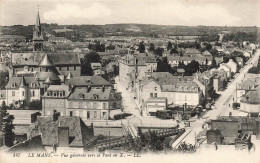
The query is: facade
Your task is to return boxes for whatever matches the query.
[235,77,260,104]
[42,85,71,116]
[226,59,238,73]
[146,97,167,115]
[5,76,42,106]
[240,88,260,116]
[41,76,122,120]
[137,74,201,109]
[119,53,157,88]
[210,69,228,91]
[193,71,214,99]
[218,63,232,79]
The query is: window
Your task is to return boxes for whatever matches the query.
[74,66,76,71]
[22,91,24,96]
[155,87,157,91]
[102,112,107,118]
[154,93,157,97]
[53,92,57,97]
[70,111,73,117]
[93,102,97,108]
[59,66,61,70]
[12,91,15,96]
[150,93,153,97]
[39,67,42,72]
[94,111,97,118]
[31,67,34,72]
[87,111,90,119]
[67,66,69,71]
[102,103,107,109]
[32,91,35,97]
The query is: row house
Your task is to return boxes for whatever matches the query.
[193,71,214,100]
[136,74,201,115]
[118,53,157,89]
[218,63,232,79]
[168,54,212,67]
[234,77,260,104]
[210,69,228,92]
[42,76,122,120]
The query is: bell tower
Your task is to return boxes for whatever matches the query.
[33,6,44,52]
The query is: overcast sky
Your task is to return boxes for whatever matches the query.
[0,0,260,26]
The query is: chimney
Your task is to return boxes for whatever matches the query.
[90,123,94,135]
[53,112,60,121]
[31,112,41,123]
[58,127,69,147]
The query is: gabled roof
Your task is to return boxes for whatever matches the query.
[6,76,42,89]
[66,76,112,86]
[19,76,27,87]
[28,116,94,147]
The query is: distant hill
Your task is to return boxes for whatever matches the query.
[0,23,258,42]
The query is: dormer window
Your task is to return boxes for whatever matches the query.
[47,91,51,96]
[59,91,63,97]
[31,83,35,88]
[93,94,98,99]
[53,92,57,97]
[11,83,16,88]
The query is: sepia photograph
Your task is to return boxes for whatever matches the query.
[0,0,260,162]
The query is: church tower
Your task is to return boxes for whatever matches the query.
[33,7,44,52]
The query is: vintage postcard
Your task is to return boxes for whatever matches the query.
[0,0,260,163]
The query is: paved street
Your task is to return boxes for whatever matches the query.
[180,49,260,145]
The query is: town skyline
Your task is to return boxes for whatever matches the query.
[1,0,260,27]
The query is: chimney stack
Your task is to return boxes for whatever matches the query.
[53,112,60,122]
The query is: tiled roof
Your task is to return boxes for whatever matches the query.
[5,76,41,89]
[66,76,112,86]
[12,52,80,66]
[238,77,260,90]
[28,116,94,147]
[68,87,120,101]
[241,89,260,104]
[36,72,60,82]
[43,85,71,98]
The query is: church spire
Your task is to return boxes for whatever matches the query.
[33,5,44,52]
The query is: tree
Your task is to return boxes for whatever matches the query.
[149,43,155,52]
[81,52,101,76]
[154,47,164,56]
[0,101,15,147]
[156,57,175,74]
[0,71,9,90]
[185,60,200,75]
[138,41,145,53]
[28,100,42,110]
[167,41,172,51]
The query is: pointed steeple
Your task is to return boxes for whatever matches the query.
[44,76,52,84]
[20,76,27,87]
[66,72,73,80]
[35,11,41,28]
[39,54,54,67]
[33,5,43,41]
